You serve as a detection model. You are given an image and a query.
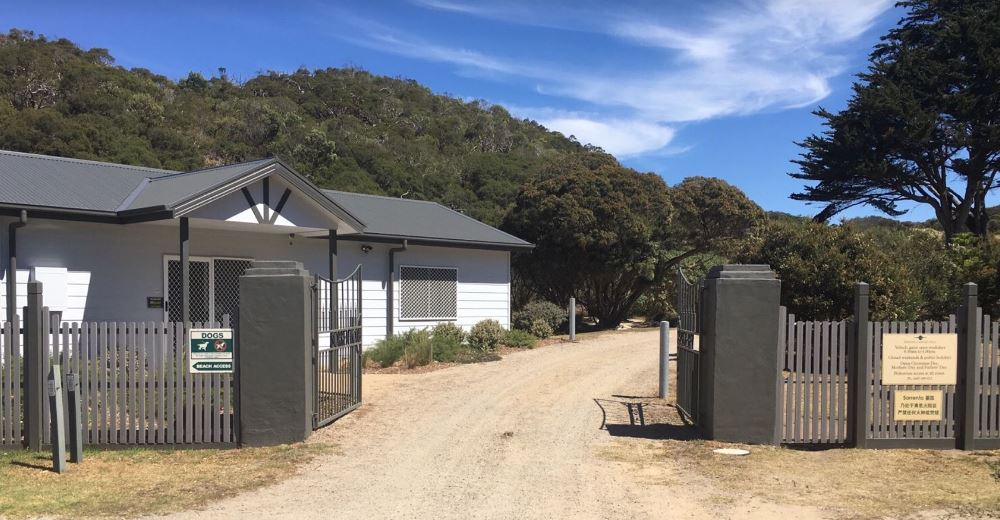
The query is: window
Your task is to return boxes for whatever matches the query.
[164,256,253,323]
[399,265,457,320]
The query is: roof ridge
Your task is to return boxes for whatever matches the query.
[322,189,442,205]
[147,157,276,182]
[0,149,177,175]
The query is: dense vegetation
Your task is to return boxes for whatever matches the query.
[0,28,601,227]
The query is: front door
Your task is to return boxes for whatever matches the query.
[164,256,253,324]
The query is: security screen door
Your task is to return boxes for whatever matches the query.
[165,256,253,323]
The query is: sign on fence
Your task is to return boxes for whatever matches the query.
[189,328,235,374]
[894,390,944,421]
[882,333,957,385]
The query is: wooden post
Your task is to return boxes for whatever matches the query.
[850,282,870,448]
[568,297,576,342]
[67,372,83,463]
[958,283,979,450]
[179,217,190,325]
[48,365,65,473]
[23,279,44,451]
[659,321,670,399]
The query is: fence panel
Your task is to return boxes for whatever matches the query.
[868,319,957,441]
[1,318,21,447]
[977,317,1000,439]
[780,315,850,444]
[31,321,236,447]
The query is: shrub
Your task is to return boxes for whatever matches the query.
[527,319,553,339]
[430,322,466,363]
[365,334,407,368]
[400,329,433,368]
[513,301,567,332]
[504,328,537,349]
[367,329,434,368]
[468,319,505,352]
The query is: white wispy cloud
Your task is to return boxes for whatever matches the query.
[510,106,677,157]
[339,0,894,156]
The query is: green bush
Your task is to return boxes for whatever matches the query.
[504,328,537,349]
[513,301,567,332]
[367,329,435,368]
[527,319,553,339]
[365,333,407,368]
[400,329,433,368]
[468,319,505,352]
[430,322,466,363]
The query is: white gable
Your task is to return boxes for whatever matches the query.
[188,175,338,231]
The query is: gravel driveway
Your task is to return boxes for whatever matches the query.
[165,329,826,520]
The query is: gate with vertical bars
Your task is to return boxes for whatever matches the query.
[312,265,363,429]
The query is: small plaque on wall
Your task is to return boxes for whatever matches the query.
[882,333,957,385]
[147,296,164,309]
[894,390,944,421]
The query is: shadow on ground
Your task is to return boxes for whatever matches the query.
[594,395,702,441]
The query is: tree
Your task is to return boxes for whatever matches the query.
[503,161,762,328]
[791,0,1000,241]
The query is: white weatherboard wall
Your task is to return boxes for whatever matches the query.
[0,217,511,347]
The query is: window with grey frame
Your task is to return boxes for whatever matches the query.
[399,266,458,320]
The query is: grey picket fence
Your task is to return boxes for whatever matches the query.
[40,311,236,446]
[866,317,958,442]
[778,308,851,444]
[975,315,1000,440]
[1,317,22,447]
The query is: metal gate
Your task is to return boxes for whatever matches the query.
[312,265,363,429]
[676,268,702,424]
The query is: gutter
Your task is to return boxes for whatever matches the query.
[7,210,27,322]
[386,240,408,337]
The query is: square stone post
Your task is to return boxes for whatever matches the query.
[238,261,314,446]
[700,265,781,444]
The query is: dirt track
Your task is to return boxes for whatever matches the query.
[164,329,827,520]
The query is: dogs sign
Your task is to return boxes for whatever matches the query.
[189,328,234,374]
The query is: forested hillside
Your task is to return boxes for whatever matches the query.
[0,29,605,226]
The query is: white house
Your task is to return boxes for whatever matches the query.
[0,150,532,346]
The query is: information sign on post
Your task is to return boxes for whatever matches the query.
[189,328,235,374]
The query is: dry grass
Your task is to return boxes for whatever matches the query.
[662,441,1000,518]
[0,442,332,519]
[596,394,1000,519]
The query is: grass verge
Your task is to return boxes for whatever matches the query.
[597,395,1000,518]
[0,443,331,519]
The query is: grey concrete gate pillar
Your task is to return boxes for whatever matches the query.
[238,261,314,446]
[700,265,781,444]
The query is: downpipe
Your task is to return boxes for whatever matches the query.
[386,240,408,336]
[7,210,27,322]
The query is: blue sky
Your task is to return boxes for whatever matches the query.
[7,0,928,220]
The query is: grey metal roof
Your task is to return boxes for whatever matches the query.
[0,150,174,212]
[0,150,530,249]
[122,159,275,210]
[324,190,532,249]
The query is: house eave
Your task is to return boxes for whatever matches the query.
[336,232,535,251]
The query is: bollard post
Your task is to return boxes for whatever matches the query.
[24,279,44,451]
[66,372,84,463]
[659,321,670,399]
[568,297,576,342]
[48,365,66,473]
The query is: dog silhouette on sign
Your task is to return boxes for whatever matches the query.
[196,341,209,351]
